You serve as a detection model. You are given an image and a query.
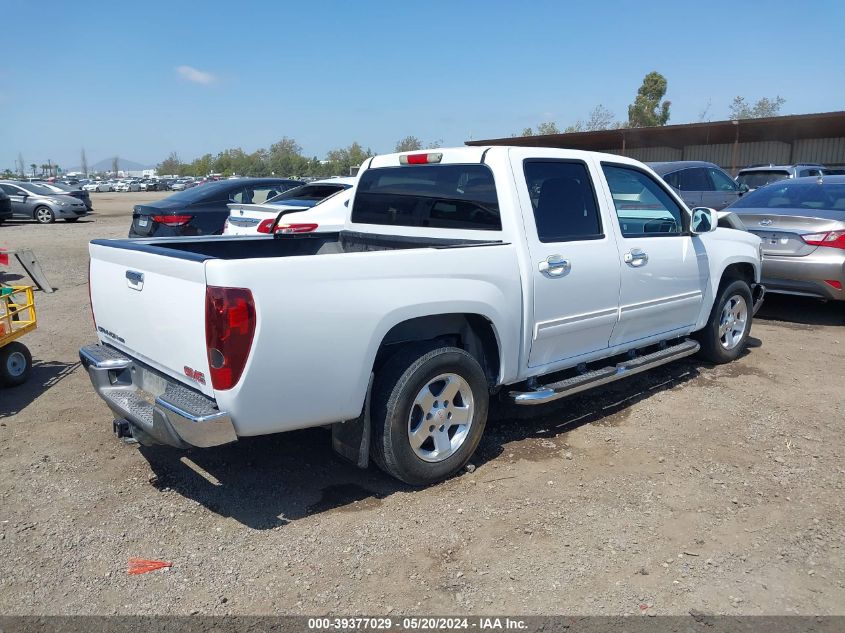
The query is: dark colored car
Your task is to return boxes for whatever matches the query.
[648,160,745,210]
[129,177,304,237]
[0,189,12,224]
[41,182,93,210]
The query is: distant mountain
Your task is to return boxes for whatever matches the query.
[66,157,155,172]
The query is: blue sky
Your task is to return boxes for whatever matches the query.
[2,0,843,171]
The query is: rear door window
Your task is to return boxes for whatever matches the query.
[678,168,712,191]
[352,164,500,230]
[523,160,602,242]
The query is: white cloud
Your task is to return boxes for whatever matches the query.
[175,65,216,85]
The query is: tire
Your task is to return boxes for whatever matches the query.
[64,217,79,223]
[371,345,489,486]
[34,206,55,224]
[0,342,32,387]
[695,279,753,364]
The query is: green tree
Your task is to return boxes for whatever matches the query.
[268,137,305,176]
[158,151,182,176]
[729,95,785,120]
[326,142,373,176]
[627,71,671,128]
[80,148,88,176]
[111,156,120,175]
[535,122,560,135]
[29,163,37,177]
[394,136,422,152]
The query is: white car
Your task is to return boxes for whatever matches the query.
[82,147,764,486]
[86,181,115,192]
[115,180,141,192]
[223,177,355,235]
[170,178,196,192]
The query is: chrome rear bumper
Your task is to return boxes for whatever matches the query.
[79,343,237,449]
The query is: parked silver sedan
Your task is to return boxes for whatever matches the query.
[728,175,845,301]
[0,181,89,223]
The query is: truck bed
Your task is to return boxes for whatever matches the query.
[93,231,503,261]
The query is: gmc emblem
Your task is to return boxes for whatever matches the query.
[183,366,206,385]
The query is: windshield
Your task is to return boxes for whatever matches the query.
[736,170,790,189]
[266,183,349,206]
[19,182,56,195]
[731,181,845,212]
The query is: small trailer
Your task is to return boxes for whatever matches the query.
[0,285,36,387]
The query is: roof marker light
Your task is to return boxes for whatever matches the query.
[399,152,443,165]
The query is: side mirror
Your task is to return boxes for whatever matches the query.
[738,183,749,195]
[690,207,718,234]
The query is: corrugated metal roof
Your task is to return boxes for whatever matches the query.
[467,111,845,151]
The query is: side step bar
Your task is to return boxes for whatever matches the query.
[510,338,700,405]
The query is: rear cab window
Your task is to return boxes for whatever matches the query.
[352,164,501,230]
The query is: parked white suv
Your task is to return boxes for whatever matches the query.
[81,147,764,486]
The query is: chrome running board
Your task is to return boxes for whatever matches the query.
[509,338,700,405]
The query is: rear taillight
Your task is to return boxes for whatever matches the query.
[274,223,319,234]
[256,220,319,234]
[256,219,275,234]
[152,214,193,227]
[802,230,845,249]
[205,287,256,390]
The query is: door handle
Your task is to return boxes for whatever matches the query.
[623,249,648,267]
[538,255,571,277]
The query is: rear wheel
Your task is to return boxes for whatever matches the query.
[371,346,488,486]
[34,206,55,224]
[695,279,753,364]
[0,342,32,387]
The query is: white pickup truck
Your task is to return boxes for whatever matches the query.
[81,147,764,485]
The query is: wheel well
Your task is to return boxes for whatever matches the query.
[720,263,755,290]
[374,314,501,386]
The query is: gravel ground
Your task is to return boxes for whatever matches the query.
[0,192,843,616]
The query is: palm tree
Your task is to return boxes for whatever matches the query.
[29,163,37,178]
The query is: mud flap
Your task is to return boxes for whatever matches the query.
[331,374,372,469]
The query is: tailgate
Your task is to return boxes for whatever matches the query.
[89,242,214,397]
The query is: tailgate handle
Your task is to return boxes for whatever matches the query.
[126,270,144,291]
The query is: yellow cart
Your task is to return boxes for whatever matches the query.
[0,285,36,387]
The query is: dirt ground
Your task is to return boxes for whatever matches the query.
[0,191,843,616]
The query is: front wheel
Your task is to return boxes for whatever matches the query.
[34,206,55,224]
[0,342,32,387]
[695,279,753,364]
[371,346,489,486]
